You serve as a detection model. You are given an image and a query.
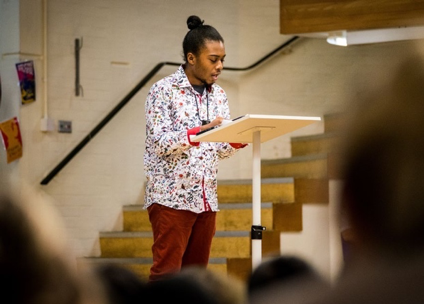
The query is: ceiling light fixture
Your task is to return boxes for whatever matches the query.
[326,26,424,46]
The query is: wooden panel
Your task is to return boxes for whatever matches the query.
[217,182,294,203]
[261,157,328,179]
[216,208,273,231]
[324,112,346,133]
[328,152,343,180]
[273,202,302,231]
[262,230,281,255]
[294,178,329,204]
[280,0,424,34]
[227,258,252,281]
[291,134,338,157]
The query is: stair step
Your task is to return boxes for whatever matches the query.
[294,178,329,204]
[99,231,250,259]
[273,202,302,231]
[227,257,252,282]
[291,132,339,157]
[123,205,150,232]
[262,154,329,179]
[123,202,277,232]
[323,112,345,133]
[217,177,294,203]
[99,230,280,259]
[78,257,228,280]
[217,202,274,231]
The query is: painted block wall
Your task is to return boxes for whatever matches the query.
[36,0,244,257]
[0,0,21,185]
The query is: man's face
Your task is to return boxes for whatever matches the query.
[189,40,226,86]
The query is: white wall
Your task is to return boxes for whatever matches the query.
[0,0,44,186]
[280,204,330,278]
[2,0,424,265]
[0,0,20,185]
[37,0,243,256]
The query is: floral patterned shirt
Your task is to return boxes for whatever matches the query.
[144,65,240,213]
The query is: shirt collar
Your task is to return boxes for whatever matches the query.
[174,65,192,89]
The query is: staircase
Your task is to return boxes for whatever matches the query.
[80,113,341,281]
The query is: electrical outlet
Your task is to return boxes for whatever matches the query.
[58,120,72,133]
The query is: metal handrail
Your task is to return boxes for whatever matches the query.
[40,36,299,185]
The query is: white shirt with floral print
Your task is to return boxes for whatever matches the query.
[144,65,241,213]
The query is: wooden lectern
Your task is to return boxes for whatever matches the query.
[191,114,321,269]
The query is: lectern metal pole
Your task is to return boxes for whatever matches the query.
[251,130,263,269]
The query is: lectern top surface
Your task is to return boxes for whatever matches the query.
[191,114,321,143]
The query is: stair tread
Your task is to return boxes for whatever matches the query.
[219,202,273,209]
[79,257,153,263]
[218,177,294,185]
[123,202,274,211]
[262,153,328,165]
[79,257,228,264]
[100,231,252,238]
[291,132,338,142]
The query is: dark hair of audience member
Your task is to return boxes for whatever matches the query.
[0,185,106,304]
[144,270,218,304]
[339,54,424,260]
[93,263,147,304]
[247,255,325,295]
[177,266,247,304]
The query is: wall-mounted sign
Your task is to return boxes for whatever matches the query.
[16,61,36,105]
[0,117,23,163]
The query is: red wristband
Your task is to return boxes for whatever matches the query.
[187,127,201,146]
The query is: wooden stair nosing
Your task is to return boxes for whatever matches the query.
[78,257,227,265]
[290,132,338,143]
[99,230,254,238]
[218,177,294,185]
[123,202,275,212]
[219,202,273,209]
[262,153,328,166]
[123,204,144,211]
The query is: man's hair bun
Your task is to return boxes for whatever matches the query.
[187,15,204,30]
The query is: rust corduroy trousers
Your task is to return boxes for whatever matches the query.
[147,203,216,281]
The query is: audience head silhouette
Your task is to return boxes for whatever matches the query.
[144,270,218,304]
[93,263,147,304]
[248,255,324,295]
[340,54,424,259]
[295,53,424,304]
[247,255,329,304]
[0,184,106,304]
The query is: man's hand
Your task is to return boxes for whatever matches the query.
[200,116,224,131]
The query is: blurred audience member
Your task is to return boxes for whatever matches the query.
[178,266,247,304]
[0,183,106,304]
[93,263,147,304]
[298,54,424,304]
[248,255,327,295]
[144,269,217,304]
[247,255,329,304]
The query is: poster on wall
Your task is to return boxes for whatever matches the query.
[15,61,36,105]
[0,117,23,163]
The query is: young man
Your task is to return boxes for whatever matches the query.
[144,15,245,281]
